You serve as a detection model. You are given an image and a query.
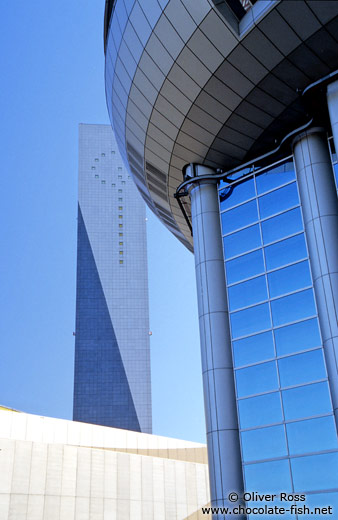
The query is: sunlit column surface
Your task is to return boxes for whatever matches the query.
[292,128,338,429]
[327,80,338,156]
[186,164,245,519]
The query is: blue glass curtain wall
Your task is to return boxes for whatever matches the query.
[219,156,338,510]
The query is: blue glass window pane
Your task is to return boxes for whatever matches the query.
[274,318,321,357]
[229,168,253,181]
[238,392,283,428]
[265,234,307,270]
[220,178,255,210]
[244,459,292,493]
[278,350,327,388]
[231,303,271,338]
[236,361,278,397]
[287,416,338,455]
[228,276,267,311]
[291,453,338,491]
[304,493,338,519]
[223,224,261,259]
[256,161,295,195]
[282,382,333,421]
[271,289,316,327]
[221,200,258,235]
[233,331,274,367]
[241,425,287,462]
[268,261,312,298]
[262,208,303,245]
[226,249,265,284]
[259,182,299,219]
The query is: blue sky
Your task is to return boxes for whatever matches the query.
[0,2,205,442]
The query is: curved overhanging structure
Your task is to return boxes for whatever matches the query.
[104,0,338,251]
[104,1,338,515]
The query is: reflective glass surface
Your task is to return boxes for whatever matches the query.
[268,261,312,298]
[226,249,265,284]
[223,224,261,259]
[271,289,316,326]
[286,416,338,455]
[217,153,338,496]
[304,493,338,520]
[282,382,333,421]
[261,208,303,244]
[221,200,258,234]
[259,182,299,219]
[244,459,292,493]
[291,453,338,491]
[278,350,327,388]
[230,303,271,338]
[238,392,283,429]
[217,156,337,497]
[233,331,274,367]
[264,233,307,271]
[228,276,267,311]
[236,361,278,397]
[220,178,255,210]
[274,318,321,356]
[256,161,295,194]
[241,425,287,462]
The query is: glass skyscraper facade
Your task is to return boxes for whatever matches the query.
[73,124,152,433]
[219,157,338,514]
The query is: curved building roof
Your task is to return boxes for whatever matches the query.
[104,0,338,250]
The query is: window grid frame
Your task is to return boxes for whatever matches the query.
[218,157,337,480]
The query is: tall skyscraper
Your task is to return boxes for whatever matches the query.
[73,124,152,433]
[104,0,338,515]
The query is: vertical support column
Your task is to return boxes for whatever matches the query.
[292,128,338,428]
[327,80,338,156]
[185,164,245,518]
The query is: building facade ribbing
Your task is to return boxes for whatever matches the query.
[104,0,338,515]
[73,124,152,433]
[0,408,209,519]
